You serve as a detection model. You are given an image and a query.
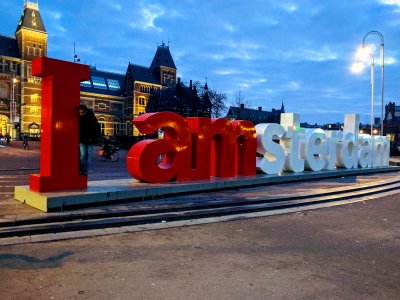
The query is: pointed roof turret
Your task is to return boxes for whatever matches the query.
[150,41,176,69]
[280,101,285,113]
[15,0,46,33]
[204,80,209,91]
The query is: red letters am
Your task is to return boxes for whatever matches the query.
[127,112,256,183]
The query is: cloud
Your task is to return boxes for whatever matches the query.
[209,40,262,62]
[213,68,243,75]
[380,0,400,12]
[54,25,66,33]
[285,81,301,90]
[130,5,164,31]
[380,0,400,6]
[223,23,237,33]
[282,4,297,13]
[231,77,268,91]
[385,56,396,64]
[108,2,122,11]
[48,11,62,20]
[282,46,337,62]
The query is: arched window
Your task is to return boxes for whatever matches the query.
[98,116,106,136]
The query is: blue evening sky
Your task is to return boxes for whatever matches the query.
[1,0,399,124]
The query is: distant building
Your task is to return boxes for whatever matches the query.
[0,1,284,141]
[147,79,211,118]
[0,1,182,139]
[123,42,177,136]
[79,67,125,137]
[384,101,400,154]
[0,1,128,138]
[226,103,284,125]
[0,0,48,138]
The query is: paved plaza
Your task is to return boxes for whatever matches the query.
[0,141,399,299]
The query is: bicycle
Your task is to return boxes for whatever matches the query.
[98,145,119,162]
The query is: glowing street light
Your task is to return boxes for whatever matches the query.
[362,31,384,135]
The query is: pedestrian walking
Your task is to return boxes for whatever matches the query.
[79,104,100,176]
[22,133,29,150]
[4,132,10,145]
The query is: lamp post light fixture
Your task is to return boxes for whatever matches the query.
[10,76,18,139]
[351,52,375,136]
[73,42,80,63]
[362,31,384,135]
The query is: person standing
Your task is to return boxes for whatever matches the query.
[78,104,100,176]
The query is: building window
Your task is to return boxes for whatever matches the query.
[30,106,39,115]
[111,103,122,114]
[0,82,9,99]
[99,103,106,109]
[91,76,107,90]
[80,80,92,88]
[139,85,151,93]
[98,116,106,135]
[114,119,122,135]
[138,97,146,106]
[107,79,121,91]
[31,94,39,103]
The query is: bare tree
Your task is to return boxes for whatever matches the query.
[230,90,252,108]
[209,89,227,118]
[194,81,227,118]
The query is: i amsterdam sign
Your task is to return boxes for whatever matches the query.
[29,57,390,193]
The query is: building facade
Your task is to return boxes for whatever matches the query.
[124,42,177,136]
[0,0,47,138]
[226,103,285,125]
[1,1,284,143]
[0,1,181,140]
[384,101,400,154]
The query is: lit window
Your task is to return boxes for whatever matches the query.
[107,79,120,91]
[138,97,146,106]
[80,80,92,88]
[91,76,107,90]
[31,94,39,103]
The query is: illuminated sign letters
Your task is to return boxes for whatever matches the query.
[128,112,390,183]
[30,57,390,192]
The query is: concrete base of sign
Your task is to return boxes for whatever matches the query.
[15,166,400,212]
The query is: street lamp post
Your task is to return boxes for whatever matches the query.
[73,42,80,63]
[369,54,375,136]
[10,77,17,139]
[351,53,375,135]
[362,31,384,135]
